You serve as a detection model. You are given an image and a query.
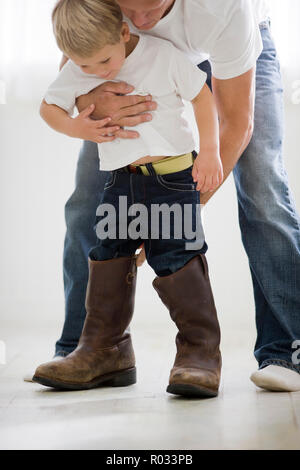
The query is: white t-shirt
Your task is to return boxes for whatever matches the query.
[125,0,263,79]
[44,35,207,171]
[252,0,270,23]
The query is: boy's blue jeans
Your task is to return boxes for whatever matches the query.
[88,163,207,273]
[56,22,300,374]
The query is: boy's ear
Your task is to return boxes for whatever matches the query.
[121,22,131,42]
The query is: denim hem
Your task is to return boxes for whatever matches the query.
[260,359,300,374]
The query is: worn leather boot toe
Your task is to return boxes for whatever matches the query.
[153,254,221,398]
[33,255,138,390]
[167,367,220,397]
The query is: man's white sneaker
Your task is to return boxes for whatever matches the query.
[23,356,64,383]
[250,365,300,392]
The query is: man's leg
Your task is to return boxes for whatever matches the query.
[55,140,106,357]
[233,22,300,378]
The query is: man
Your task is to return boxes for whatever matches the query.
[28,0,300,392]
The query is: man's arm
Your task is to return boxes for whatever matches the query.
[200,67,255,204]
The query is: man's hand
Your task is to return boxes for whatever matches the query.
[67,104,120,143]
[76,81,157,139]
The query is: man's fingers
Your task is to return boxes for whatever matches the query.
[95,135,116,143]
[115,113,153,128]
[117,94,153,110]
[79,103,95,118]
[98,126,120,135]
[100,81,135,95]
[114,129,140,139]
[114,101,156,121]
[122,114,153,126]
[119,101,157,118]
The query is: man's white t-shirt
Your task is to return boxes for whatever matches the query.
[125,0,263,79]
[252,0,270,23]
[44,35,207,171]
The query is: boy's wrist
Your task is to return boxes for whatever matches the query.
[198,142,219,153]
[197,148,220,161]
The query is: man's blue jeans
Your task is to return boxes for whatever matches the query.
[55,22,300,373]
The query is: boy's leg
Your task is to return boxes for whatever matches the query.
[143,164,221,397]
[233,23,300,376]
[55,141,105,357]
[54,62,212,359]
[34,170,142,390]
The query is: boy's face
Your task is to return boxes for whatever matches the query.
[70,24,130,79]
[117,0,175,30]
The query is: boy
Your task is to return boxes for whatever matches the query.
[33,0,223,397]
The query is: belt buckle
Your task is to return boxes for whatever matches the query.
[127,165,137,174]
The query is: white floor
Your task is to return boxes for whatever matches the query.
[1,325,300,450]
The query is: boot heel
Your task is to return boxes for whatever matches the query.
[104,367,137,387]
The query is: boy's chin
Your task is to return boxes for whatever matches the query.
[97,71,119,80]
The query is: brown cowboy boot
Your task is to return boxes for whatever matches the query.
[33,255,138,390]
[153,254,221,398]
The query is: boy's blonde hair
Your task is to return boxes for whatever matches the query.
[52,0,123,58]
